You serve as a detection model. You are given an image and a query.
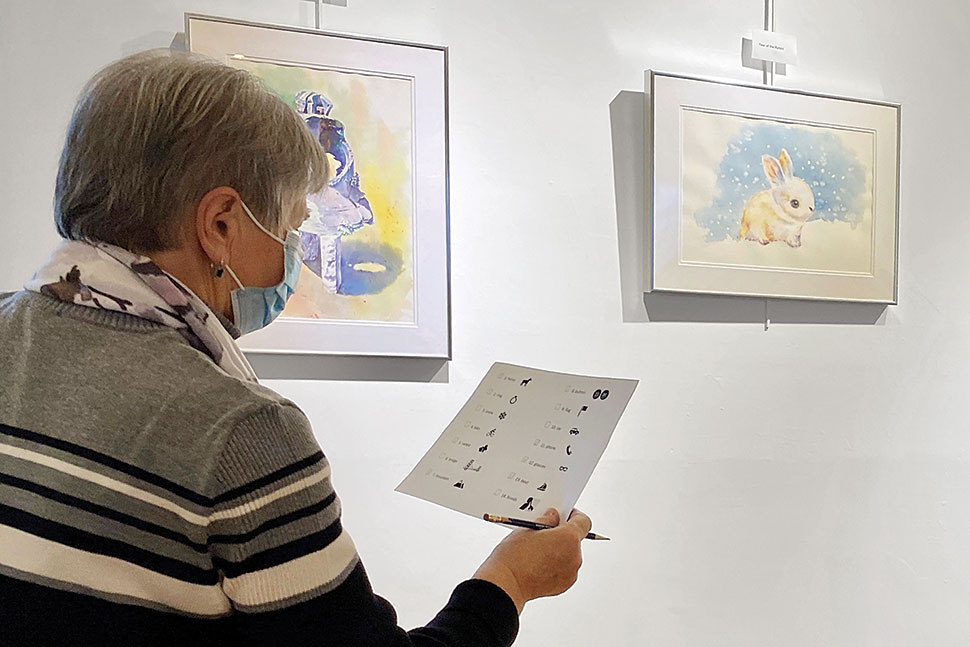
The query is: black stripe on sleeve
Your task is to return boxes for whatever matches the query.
[0,472,337,553]
[0,422,324,510]
[0,503,218,586]
[0,422,211,507]
[0,472,208,553]
[211,452,325,505]
[208,491,336,546]
[213,518,343,579]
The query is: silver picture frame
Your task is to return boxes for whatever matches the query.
[645,70,900,304]
[188,13,452,358]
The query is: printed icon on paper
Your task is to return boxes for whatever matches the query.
[510,395,518,405]
[498,412,507,420]
[566,445,573,456]
[454,480,465,489]
[593,389,602,400]
[537,482,547,491]
[486,428,496,437]
[559,466,569,472]
[521,378,532,386]
[569,427,580,436]
[578,406,588,417]
[592,389,610,401]
[479,444,489,453]
[519,497,535,512]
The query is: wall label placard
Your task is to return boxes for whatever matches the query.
[749,29,799,65]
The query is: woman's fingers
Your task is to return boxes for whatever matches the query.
[536,507,560,527]
[565,509,592,538]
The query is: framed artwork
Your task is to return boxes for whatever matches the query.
[644,70,900,303]
[187,14,451,357]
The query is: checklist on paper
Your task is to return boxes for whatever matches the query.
[396,362,638,523]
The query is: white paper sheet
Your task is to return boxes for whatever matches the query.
[396,362,638,524]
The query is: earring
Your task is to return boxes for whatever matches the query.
[211,260,226,279]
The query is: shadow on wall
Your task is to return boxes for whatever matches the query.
[119,32,186,56]
[608,89,887,326]
[247,354,450,383]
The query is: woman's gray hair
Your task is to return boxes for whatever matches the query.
[55,49,329,252]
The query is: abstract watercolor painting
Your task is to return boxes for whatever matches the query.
[232,58,415,324]
[188,15,450,356]
[646,71,899,303]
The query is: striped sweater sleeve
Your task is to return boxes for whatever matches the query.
[209,403,519,647]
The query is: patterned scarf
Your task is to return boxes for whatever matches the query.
[25,240,258,383]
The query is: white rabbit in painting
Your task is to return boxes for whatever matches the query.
[739,149,816,247]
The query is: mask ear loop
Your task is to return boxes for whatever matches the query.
[212,256,244,289]
[241,200,286,245]
[229,200,291,293]
[223,263,245,290]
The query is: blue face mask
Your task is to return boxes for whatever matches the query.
[224,201,305,335]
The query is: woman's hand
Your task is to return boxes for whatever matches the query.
[472,508,593,613]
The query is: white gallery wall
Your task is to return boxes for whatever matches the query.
[2,0,969,644]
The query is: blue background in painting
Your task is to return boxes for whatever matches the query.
[338,240,403,296]
[694,122,869,241]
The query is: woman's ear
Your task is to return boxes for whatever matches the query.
[195,186,243,266]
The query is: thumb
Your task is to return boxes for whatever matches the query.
[536,507,561,527]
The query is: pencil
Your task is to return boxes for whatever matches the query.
[483,513,610,541]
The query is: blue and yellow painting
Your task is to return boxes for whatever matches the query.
[232,58,414,324]
[681,110,875,274]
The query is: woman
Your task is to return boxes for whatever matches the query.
[0,50,592,646]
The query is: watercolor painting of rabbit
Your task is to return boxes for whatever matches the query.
[657,72,899,301]
[739,149,816,247]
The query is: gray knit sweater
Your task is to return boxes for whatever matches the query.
[0,290,518,646]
